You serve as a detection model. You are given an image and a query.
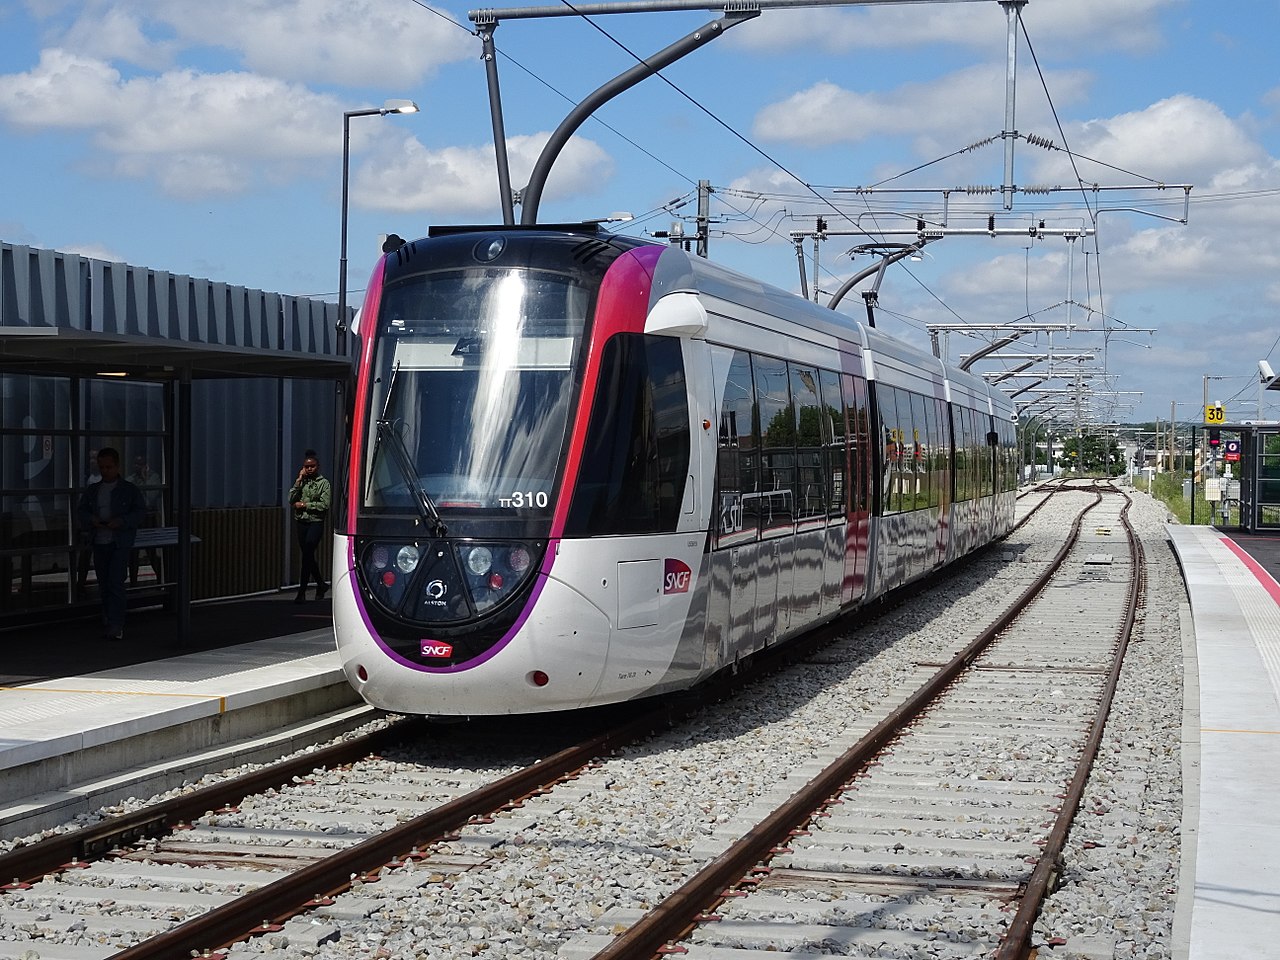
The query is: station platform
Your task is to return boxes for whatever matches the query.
[1167,524,1280,960]
[0,594,369,840]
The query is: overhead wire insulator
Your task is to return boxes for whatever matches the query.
[1022,185,1055,194]
[1024,133,1057,150]
[960,135,998,153]
[965,185,995,195]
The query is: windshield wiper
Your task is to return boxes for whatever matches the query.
[376,420,448,538]
[370,361,448,538]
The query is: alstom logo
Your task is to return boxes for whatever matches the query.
[421,641,454,659]
[663,558,692,594]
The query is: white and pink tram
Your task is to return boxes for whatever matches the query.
[332,225,1017,715]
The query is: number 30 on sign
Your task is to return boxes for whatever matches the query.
[1204,404,1225,424]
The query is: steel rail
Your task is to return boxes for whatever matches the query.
[589,490,1103,960]
[0,714,419,886]
[994,485,1145,959]
[1010,481,1059,533]
[108,704,685,960]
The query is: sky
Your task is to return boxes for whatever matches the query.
[2,0,1279,427]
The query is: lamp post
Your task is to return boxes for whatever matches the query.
[338,98,419,354]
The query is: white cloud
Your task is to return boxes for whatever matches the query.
[1021,94,1280,289]
[0,49,371,197]
[753,63,1092,156]
[0,0,476,201]
[354,133,616,217]
[1035,94,1270,187]
[57,5,177,70]
[0,220,39,245]
[48,0,472,86]
[58,240,127,263]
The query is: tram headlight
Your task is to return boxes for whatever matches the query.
[507,545,531,573]
[465,545,493,576]
[396,544,421,573]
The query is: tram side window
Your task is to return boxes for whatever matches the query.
[846,374,871,514]
[979,413,994,496]
[899,388,919,513]
[714,349,760,548]
[818,369,846,518]
[1000,420,1016,492]
[977,416,986,496]
[995,419,1008,493]
[755,356,795,537]
[911,391,932,510]
[791,364,827,528]
[877,386,900,515]
[968,408,982,500]
[952,406,971,502]
[564,334,690,536]
[934,397,951,506]
[894,388,917,512]
[967,407,977,499]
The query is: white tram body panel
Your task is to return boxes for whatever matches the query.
[334,227,1016,716]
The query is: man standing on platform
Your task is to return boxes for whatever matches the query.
[76,447,145,640]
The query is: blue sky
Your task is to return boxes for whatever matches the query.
[2,0,1279,425]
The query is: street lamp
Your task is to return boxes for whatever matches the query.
[338,98,419,354]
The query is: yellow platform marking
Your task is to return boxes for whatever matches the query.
[1201,727,1280,736]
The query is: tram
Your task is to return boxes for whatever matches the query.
[332,224,1017,715]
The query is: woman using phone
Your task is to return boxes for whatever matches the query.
[287,449,331,602]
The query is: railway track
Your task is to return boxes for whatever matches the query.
[0,483,1139,960]
[0,703,683,960]
[576,482,1144,959]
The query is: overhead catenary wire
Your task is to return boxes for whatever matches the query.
[551,0,900,257]
[414,0,1180,374]
[403,0,699,194]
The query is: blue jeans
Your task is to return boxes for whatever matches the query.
[92,541,129,630]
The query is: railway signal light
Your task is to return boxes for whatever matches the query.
[1208,428,1221,447]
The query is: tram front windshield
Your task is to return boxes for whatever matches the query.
[363,267,590,518]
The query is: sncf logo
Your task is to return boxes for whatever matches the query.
[663,558,692,595]
[421,640,454,659]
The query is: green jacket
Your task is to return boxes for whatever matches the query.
[289,474,331,524]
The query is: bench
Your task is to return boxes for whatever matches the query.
[127,527,201,591]
[132,527,201,548]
